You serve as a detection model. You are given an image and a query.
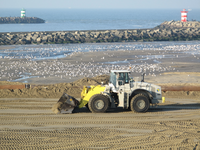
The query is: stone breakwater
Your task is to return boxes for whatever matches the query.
[0,17,45,24]
[0,21,200,45]
[157,20,200,28]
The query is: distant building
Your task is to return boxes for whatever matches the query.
[21,8,26,18]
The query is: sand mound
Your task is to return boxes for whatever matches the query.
[0,73,200,100]
[0,75,110,98]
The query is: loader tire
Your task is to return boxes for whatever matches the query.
[88,94,109,113]
[130,94,150,113]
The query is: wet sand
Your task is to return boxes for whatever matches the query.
[0,48,200,84]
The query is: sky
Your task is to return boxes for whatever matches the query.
[0,0,200,9]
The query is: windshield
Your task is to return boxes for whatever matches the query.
[110,72,130,87]
[118,72,129,84]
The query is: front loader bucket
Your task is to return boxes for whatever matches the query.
[52,93,80,114]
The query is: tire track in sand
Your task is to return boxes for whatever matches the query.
[0,98,200,150]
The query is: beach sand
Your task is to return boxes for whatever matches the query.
[1,45,200,149]
[1,97,200,149]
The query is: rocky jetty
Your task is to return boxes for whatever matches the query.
[156,20,200,29]
[0,21,200,45]
[0,17,45,24]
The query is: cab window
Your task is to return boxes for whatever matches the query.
[117,72,129,85]
[109,72,116,87]
[125,73,129,83]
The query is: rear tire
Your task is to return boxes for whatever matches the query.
[88,94,109,113]
[130,94,150,113]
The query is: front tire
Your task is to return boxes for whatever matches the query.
[88,94,109,113]
[130,94,150,113]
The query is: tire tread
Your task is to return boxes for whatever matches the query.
[130,93,150,113]
[88,94,109,113]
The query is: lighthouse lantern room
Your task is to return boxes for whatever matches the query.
[181,9,188,22]
[21,8,26,18]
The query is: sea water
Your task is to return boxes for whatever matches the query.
[0,8,200,32]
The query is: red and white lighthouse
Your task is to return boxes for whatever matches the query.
[181,9,188,22]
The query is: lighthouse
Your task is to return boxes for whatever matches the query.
[181,9,188,22]
[21,8,26,18]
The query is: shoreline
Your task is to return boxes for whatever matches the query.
[0,43,200,85]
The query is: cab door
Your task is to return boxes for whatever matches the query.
[118,72,130,109]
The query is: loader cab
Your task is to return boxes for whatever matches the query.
[109,70,131,109]
[109,70,131,89]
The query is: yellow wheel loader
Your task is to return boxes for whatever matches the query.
[52,70,165,114]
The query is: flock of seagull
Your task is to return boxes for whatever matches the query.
[0,42,199,83]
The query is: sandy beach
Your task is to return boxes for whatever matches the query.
[1,42,200,149]
[1,97,200,149]
[0,42,200,84]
